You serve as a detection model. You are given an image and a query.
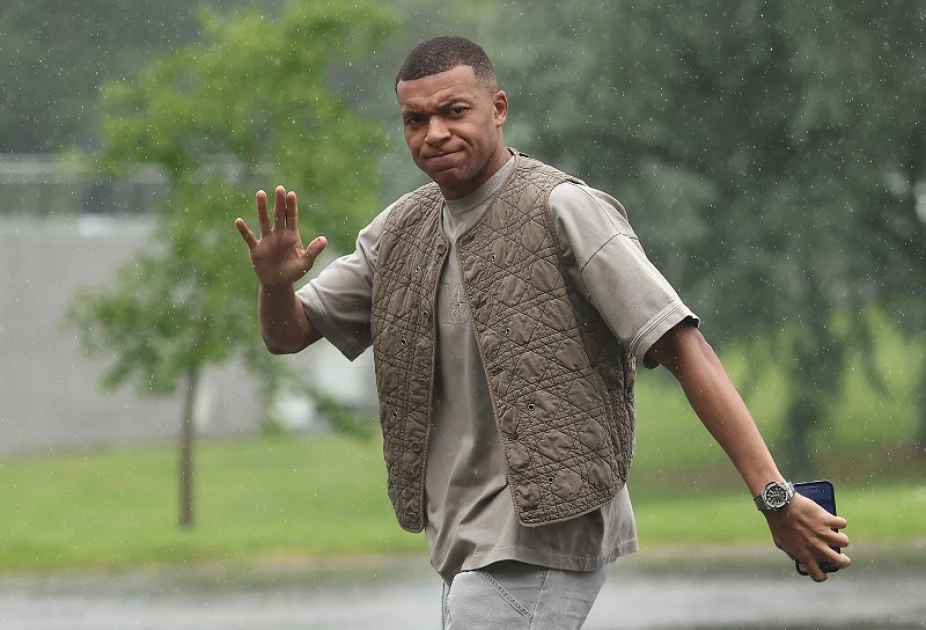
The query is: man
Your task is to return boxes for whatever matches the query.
[235,36,850,629]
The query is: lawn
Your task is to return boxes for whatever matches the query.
[1,427,923,573]
[2,322,922,573]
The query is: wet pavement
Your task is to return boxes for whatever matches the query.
[1,551,924,629]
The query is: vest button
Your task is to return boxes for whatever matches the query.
[410,441,422,453]
[418,378,428,388]
[436,242,447,254]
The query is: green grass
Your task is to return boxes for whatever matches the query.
[0,436,426,572]
[1,429,923,573]
[632,483,926,547]
[629,313,923,490]
[2,320,922,573]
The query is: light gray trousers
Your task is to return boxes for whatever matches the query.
[441,560,613,630]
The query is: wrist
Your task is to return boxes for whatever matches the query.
[260,280,296,293]
[753,480,794,513]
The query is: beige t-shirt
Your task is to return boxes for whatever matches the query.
[297,154,697,582]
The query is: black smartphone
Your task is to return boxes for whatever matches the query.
[792,480,841,575]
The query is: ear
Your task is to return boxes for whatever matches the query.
[492,90,508,127]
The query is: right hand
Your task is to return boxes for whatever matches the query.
[235,186,327,286]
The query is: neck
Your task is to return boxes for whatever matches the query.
[441,138,511,200]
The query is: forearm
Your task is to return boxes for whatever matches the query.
[676,344,783,496]
[653,325,782,497]
[258,282,321,353]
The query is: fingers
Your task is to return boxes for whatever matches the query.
[790,527,851,582]
[799,548,851,583]
[770,496,853,582]
[304,236,328,264]
[260,186,299,233]
[824,549,852,570]
[829,515,848,530]
[825,528,850,550]
[804,558,828,582]
[256,190,272,237]
[235,218,258,250]
[789,541,831,582]
[286,190,298,233]
[273,185,288,231]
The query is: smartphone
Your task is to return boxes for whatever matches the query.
[792,480,840,575]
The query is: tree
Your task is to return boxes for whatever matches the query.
[474,0,925,474]
[66,0,394,527]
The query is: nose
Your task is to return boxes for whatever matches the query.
[425,117,450,146]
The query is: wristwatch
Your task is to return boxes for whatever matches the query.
[754,481,794,512]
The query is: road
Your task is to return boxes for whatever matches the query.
[1,552,924,629]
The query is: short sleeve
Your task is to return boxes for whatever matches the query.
[549,183,699,368]
[295,204,393,361]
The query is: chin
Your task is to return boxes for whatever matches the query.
[428,168,466,187]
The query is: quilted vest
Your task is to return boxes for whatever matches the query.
[371,154,636,532]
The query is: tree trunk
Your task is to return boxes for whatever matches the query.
[783,390,816,479]
[179,365,201,528]
[780,336,833,480]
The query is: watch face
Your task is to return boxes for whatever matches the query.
[765,484,789,509]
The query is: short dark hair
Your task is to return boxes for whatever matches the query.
[395,36,497,90]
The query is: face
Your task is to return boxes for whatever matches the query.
[397,65,509,200]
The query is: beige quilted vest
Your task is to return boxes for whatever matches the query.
[371,154,636,532]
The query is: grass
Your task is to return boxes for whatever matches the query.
[0,436,427,572]
[1,428,924,573]
[630,313,923,481]
[2,321,923,573]
[632,482,926,546]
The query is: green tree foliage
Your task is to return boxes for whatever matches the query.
[474,0,925,473]
[66,0,393,526]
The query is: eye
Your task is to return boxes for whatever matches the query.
[450,107,467,116]
[404,114,424,126]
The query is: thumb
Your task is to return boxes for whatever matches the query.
[304,236,328,262]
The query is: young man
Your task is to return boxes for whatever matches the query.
[236,36,850,629]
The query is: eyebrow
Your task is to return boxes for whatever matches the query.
[402,97,473,117]
[438,98,471,111]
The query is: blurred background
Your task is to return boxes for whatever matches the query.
[1,0,924,628]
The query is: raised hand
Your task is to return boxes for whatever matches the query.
[765,493,851,582]
[235,186,327,286]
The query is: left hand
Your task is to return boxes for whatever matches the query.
[764,492,851,582]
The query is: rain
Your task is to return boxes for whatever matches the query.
[1,1,924,628]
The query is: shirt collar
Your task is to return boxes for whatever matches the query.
[445,151,517,216]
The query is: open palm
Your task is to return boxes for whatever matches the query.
[235,186,327,286]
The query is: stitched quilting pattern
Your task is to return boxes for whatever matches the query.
[371,156,636,531]
[371,184,447,532]
[457,157,635,525]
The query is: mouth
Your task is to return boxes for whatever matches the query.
[425,150,460,163]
